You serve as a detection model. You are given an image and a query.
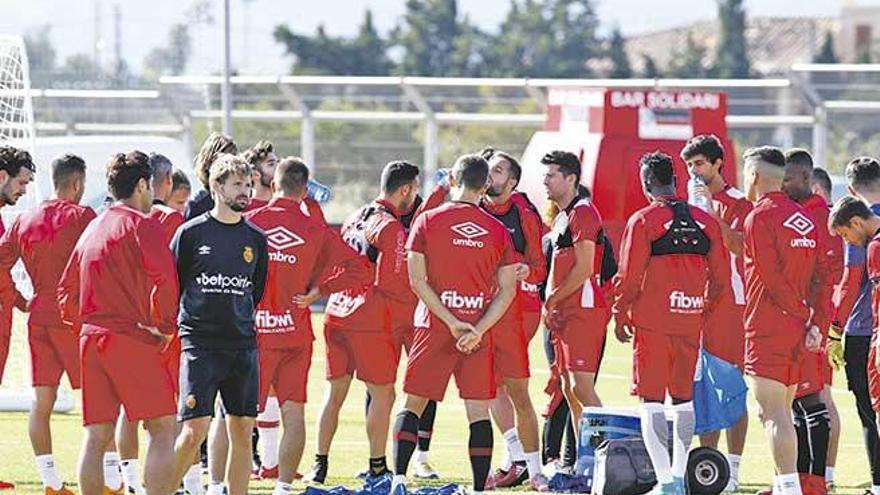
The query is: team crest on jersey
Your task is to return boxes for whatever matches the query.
[243,246,254,263]
[451,221,489,248]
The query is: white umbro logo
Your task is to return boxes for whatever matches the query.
[451,222,489,240]
[782,212,815,236]
[451,221,489,248]
[265,226,305,251]
[198,245,212,255]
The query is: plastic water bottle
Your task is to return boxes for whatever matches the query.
[688,175,712,212]
[307,179,332,204]
[434,168,451,188]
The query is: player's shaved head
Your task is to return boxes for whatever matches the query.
[846,156,880,194]
[783,148,814,201]
[275,156,309,197]
[744,146,786,180]
[451,154,489,192]
[52,153,86,190]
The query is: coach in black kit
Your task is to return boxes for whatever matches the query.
[170,153,269,495]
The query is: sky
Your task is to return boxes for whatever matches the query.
[0,0,856,76]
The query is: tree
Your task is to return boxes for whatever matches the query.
[23,25,56,87]
[143,23,191,79]
[668,32,708,78]
[813,31,837,63]
[55,54,104,84]
[713,0,751,78]
[857,49,873,63]
[641,54,661,78]
[394,0,465,76]
[608,27,631,78]
[351,10,393,75]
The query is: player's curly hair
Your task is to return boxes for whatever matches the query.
[194,132,237,188]
[639,150,675,186]
[680,134,724,168]
[106,151,152,200]
[0,145,35,178]
[209,153,252,190]
[242,140,274,167]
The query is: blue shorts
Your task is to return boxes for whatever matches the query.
[693,349,748,434]
[178,347,259,421]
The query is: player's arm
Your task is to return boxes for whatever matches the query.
[612,214,650,321]
[746,213,812,323]
[704,215,732,313]
[315,228,372,296]
[375,221,414,302]
[0,219,26,311]
[474,263,518,337]
[546,240,594,311]
[520,206,548,286]
[252,234,269,306]
[407,251,462,331]
[412,183,448,218]
[169,225,191,306]
[57,247,82,332]
[811,228,836,334]
[831,259,864,329]
[137,219,180,335]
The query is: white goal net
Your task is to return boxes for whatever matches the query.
[0,35,72,412]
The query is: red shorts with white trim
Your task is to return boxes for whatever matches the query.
[404,326,495,402]
[325,325,397,385]
[259,343,312,409]
[555,308,609,373]
[392,324,414,362]
[744,334,804,387]
[868,334,880,412]
[80,330,176,426]
[632,328,698,402]
[703,322,745,369]
[29,325,80,388]
[795,349,826,398]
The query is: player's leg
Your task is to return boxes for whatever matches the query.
[489,386,521,476]
[724,410,748,491]
[306,375,351,483]
[275,399,305,494]
[752,375,801,494]
[504,377,546,489]
[792,392,829,494]
[464,399,494,493]
[571,371,601,408]
[413,400,438,478]
[173,418,212,490]
[698,429,721,449]
[141,414,177,495]
[80,423,116,495]
[845,335,880,493]
[821,386,839,490]
[116,413,145,495]
[364,381,395,476]
[666,335,699,492]
[225,415,256,495]
[634,330,674,493]
[390,393,430,495]
[208,411,229,490]
[256,391,281,479]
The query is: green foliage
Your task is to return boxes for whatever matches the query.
[641,54,661,78]
[608,27,632,79]
[143,24,192,80]
[814,31,838,64]
[713,0,750,78]
[667,32,709,78]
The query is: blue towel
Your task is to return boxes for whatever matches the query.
[693,349,748,434]
[548,473,593,493]
[303,475,465,495]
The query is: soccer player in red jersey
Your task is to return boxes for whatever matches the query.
[613,151,729,495]
[304,161,421,483]
[116,152,190,495]
[390,154,519,495]
[245,157,371,494]
[479,148,548,490]
[0,153,89,495]
[58,151,179,495]
[543,151,611,435]
[169,169,191,214]
[783,149,843,492]
[741,146,831,495]
[681,135,751,491]
[0,146,34,387]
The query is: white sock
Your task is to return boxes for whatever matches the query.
[206,482,226,495]
[871,485,880,495]
[501,428,525,471]
[416,450,429,464]
[35,454,63,490]
[273,482,294,495]
[671,402,695,479]
[120,459,145,495]
[524,451,542,479]
[825,466,834,483]
[640,402,673,485]
[104,452,123,490]
[258,396,281,468]
[726,454,741,483]
[777,473,803,495]
[183,464,204,495]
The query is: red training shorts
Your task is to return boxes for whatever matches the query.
[324,325,397,385]
[493,307,529,380]
[162,336,181,396]
[744,334,804,387]
[868,334,880,412]
[404,326,495,402]
[554,308,609,374]
[29,325,80,389]
[795,349,826,398]
[703,322,745,369]
[632,328,698,402]
[80,330,176,426]
[259,343,312,409]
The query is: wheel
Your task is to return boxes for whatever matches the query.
[686,447,729,495]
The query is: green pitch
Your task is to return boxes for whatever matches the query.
[0,314,872,494]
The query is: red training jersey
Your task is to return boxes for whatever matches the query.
[149,202,185,246]
[57,204,179,344]
[406,201,518,328]
[743,191,832,344]
[547,197,607,311]
[0,199,96,327]
[325,199,415,333]
[867,234,880,331]
[800,193,845,329]
[244,197,371,348]
[613,196,729,335]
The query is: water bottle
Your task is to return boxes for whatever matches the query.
[434,168,451,188]
[687,175,712,212]
[307,179,332,204]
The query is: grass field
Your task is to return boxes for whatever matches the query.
[0,312,874,494]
